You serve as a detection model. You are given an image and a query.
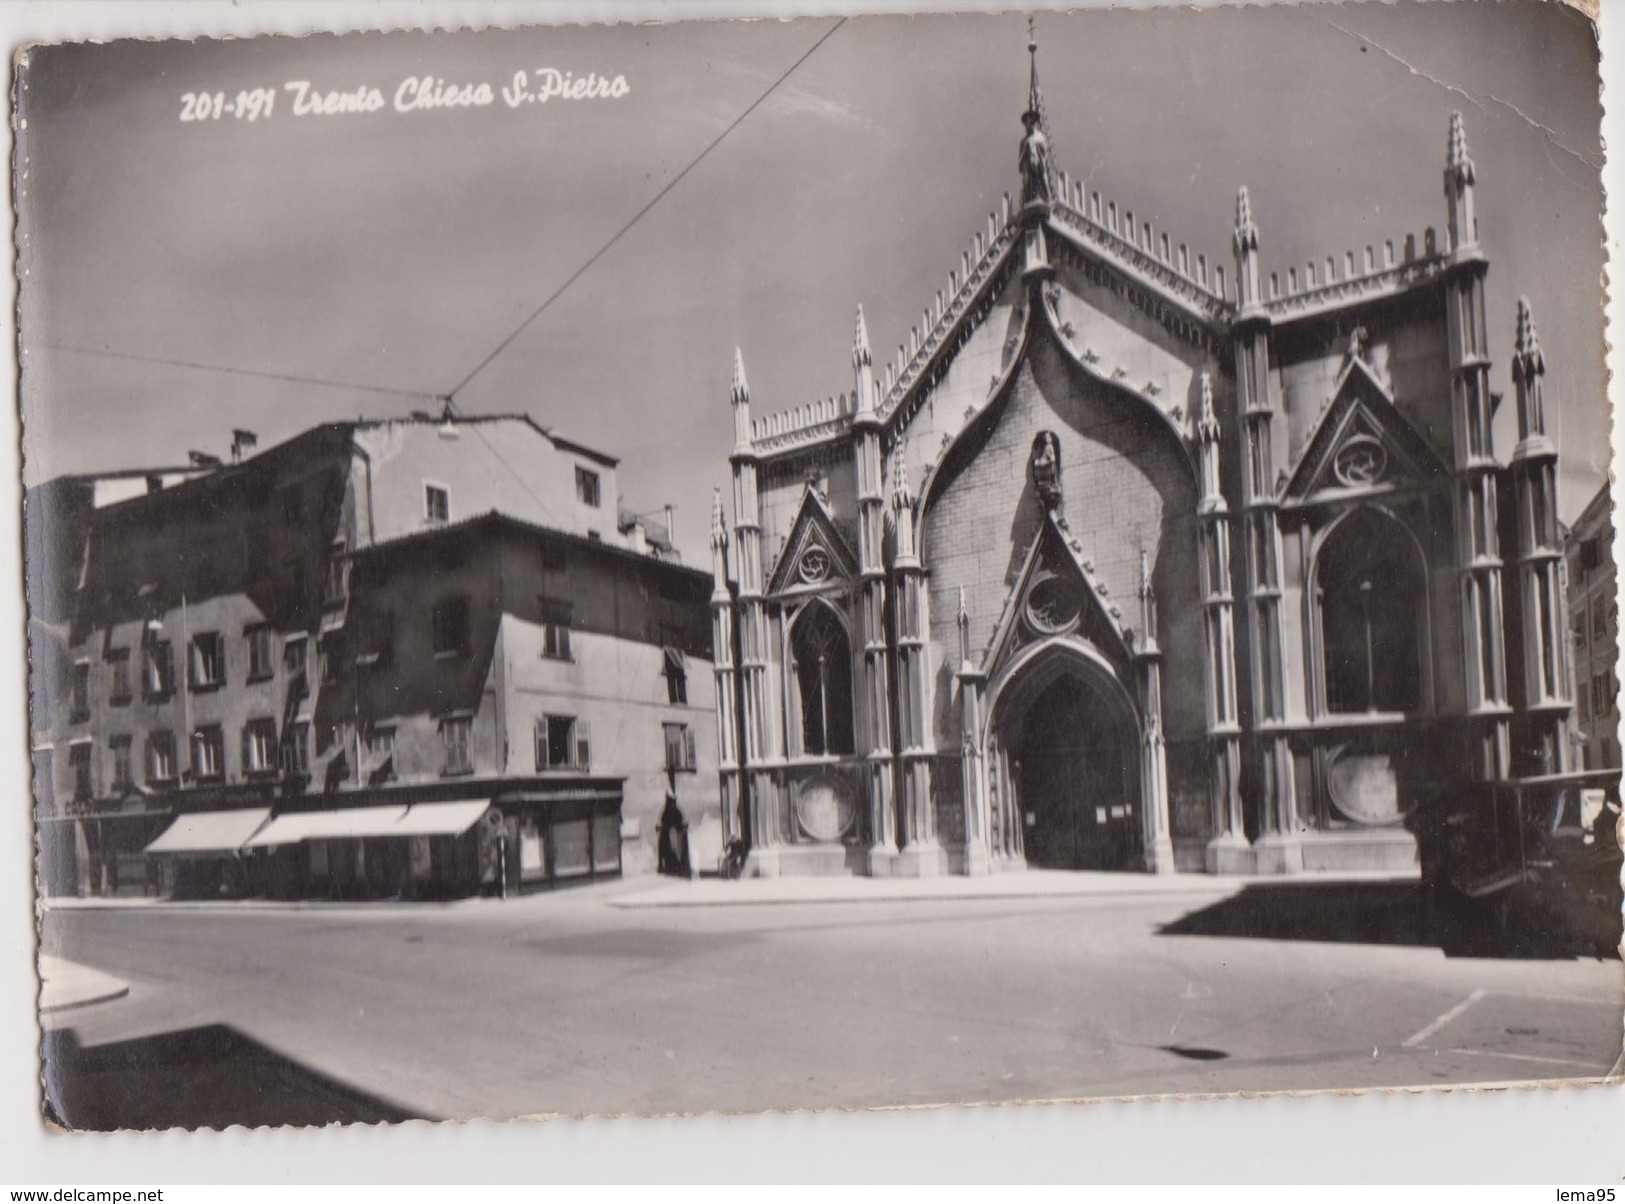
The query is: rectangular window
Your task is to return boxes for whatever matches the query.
[1593,602,1608,641]
[282,721,311,777]
[189,632,226,690]
[540,597,572,660]
[246,625,275,682]
[318,637,341,685]
[441,716,473,775]
[432,597,471,658]
[243,719,278,777]
[109,736,133,794]
[575,466,602,508]
[192,724,224,781]
[147,731,177,784]
[284,634,309,676]
[365,726,396,781]
[107,649,132,706]
[69,660,91,723]
[325,540,350,606]
[142,640,175,699]
[663,647,688,704]
[663,722,698,773]
[538,714,590,771]
[425,483,450,525]
[69,743,93,802]
[355,611,394,668]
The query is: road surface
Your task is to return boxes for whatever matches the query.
[36,877,1624,1128]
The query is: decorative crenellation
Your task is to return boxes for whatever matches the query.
[876,198,1025,425]
[1050,178,1230,323]
[1261,230,1450,321]
[748,391,859,454]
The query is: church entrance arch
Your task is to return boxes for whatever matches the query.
[988,644,1142,872]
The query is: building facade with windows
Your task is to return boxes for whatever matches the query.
[709,50,1576,878]
[28,412,717,898]
[1565,482,1619,770]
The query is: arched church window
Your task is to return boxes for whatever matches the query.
[1318,509,1425,715]
[790,603,855,756]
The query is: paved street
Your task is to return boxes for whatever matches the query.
[37,876,1624,1128]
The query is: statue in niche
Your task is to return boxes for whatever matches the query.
[1030,430,1063,513]
[1019,111,1052,205]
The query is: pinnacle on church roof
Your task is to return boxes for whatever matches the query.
[1447,111,1476,184]
[891,440,912,509]
[1514,295,1544,380]
[853,305,872,370]
[731,347,750,407]
[1234,186,1259,253]
[1138,546,1153,599]
[1197,372,1221,444]
[1025,17,1046,127]
[709,487,728,547]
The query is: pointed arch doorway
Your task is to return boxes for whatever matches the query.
[988,645,1143,872]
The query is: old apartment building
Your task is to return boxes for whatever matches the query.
[29,413,717,898]
[710,46,1576,878]
[1566,481,1619,771]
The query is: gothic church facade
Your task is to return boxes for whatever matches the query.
[708,49,1572,877]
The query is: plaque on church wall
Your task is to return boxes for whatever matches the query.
[8,0,1619,1177]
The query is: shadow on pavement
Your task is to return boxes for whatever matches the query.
[42,1024,426,1131]
[1156,880,1610,960]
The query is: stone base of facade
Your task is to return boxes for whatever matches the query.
[1205,831,1254,875]
[1142,836,1179,875]
[1252,832,1304,875]
[1298,827,1418,873]
[760,844,859,877]
[892,842,948,878]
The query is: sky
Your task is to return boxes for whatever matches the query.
[15,2,1606,564]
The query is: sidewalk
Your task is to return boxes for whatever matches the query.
[610,867,1420,909]
[38,954,129,1012]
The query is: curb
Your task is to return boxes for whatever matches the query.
[38,956,131,1013]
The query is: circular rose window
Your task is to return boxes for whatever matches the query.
[1025,575,1082,635]
[1333,435,1387,487]
[795,776,856,842]
[798,545,830,584]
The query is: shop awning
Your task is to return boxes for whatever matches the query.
[244,805,410,848]
[145,808,272,855]
[394,800,490,837]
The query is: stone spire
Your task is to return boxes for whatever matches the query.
[1447,110,1476,185]
[731,346,750,407]
[709,486,728,550]
[1514,295,1544,383]
[853,304,878,419]
[891,439,912,511]
[1018,17,1054,208]
[1197,371,1221,446]
[892,441,918,564]
[1138,546,1158,649]
[1233,187,1262,310]
[730,346,753,453]
[1445,111,1478,252]
[709,487,730,594]
[1512,296,1550,449]
[957,585,972,666]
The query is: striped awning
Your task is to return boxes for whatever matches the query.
[243,805,409,847]
[145,808,272,854]
[394,800,490,837]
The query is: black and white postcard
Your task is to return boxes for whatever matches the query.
[15,0,1622,1139]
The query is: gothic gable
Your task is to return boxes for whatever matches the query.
[982,511,1137,684]
[1282,355,1449,504]
[765,486,859,598]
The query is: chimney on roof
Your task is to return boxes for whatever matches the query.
[230,429,258,464]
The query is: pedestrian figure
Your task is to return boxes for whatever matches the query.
[657,791,691,878]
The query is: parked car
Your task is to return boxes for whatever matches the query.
[1408,770,1622,958]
